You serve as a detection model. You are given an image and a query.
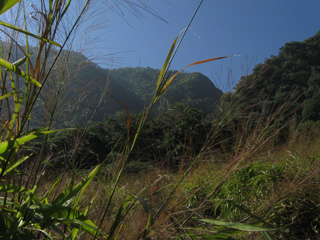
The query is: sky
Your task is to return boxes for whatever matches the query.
[83,0,319,92]
[15,1,319,92]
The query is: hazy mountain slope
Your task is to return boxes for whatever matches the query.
[50,56,223,126]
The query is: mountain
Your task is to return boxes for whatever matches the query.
[221,30,320,124]
[48,53,223,127]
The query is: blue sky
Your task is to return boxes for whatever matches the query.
[86,0,320,92]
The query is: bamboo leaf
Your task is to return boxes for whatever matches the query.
[21,227,53,240]
[0,183,27,193]
[71,197,93,240]
[41,176,60,203]
[54,164,100,206]
[2,155,29,176]
[16,172,44,224]
[61,0,72,20]
[0,21,61,47]
[199,219,277,232]
[36,204,104,237]
[156,34,180,92]
[0,0,21,15]
[0,130,57,158]
[5,54,30,72]
[228,202,275,240]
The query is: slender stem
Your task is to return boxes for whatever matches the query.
[167,0,204,72]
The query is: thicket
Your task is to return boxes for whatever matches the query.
[38,103,211,171]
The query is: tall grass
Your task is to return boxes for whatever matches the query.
[1,1,318,240]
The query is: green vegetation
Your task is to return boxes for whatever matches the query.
[0,1,320,239]
[222,31,320,124]
[47,62,223,127]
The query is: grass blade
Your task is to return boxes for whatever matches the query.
[0,0,21,15]
[156,34,180,92]
[53,164,101,206]
[2,155,29,176]
[228,202,275,240]
[199,219,277,232]
[71,197,93,240]
[61,0,72,20]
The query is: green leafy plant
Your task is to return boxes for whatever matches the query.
[0,1,106,239]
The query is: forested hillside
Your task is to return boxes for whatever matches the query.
[221,30,320,124]
[50,54,222,127]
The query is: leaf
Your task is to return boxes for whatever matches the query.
[71,197,93,240]
[5,54,30,72]
[133,195,153,231]
[0,58,42,87]
[0,130,57,158]
[0,211,12,231]
[133,195,150,216]
[48,224,68,239]
[54,164,101,206]
[0,183,27,193]
[0,0,21,15]
[40,176,60,203]
[108,196,135,239]
[0,21,61,47]
[228,202,275,240]
[16,172,44,225]
[61,0,72,20]
[2,155,29,176]
[199,219,277,232]
[156,34,180,92]
[21,227,53,240]
[36,204,104,237]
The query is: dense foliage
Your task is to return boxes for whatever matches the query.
[222,30,320,125]
[40,103,211,171]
